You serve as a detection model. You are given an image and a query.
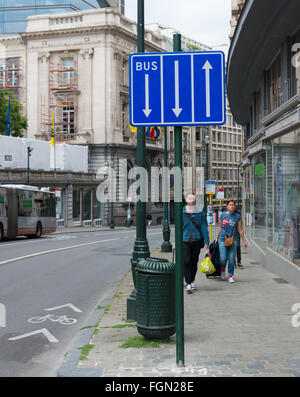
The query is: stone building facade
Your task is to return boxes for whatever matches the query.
[0,8,167,226]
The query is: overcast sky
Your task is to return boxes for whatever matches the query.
[124,0,232,47]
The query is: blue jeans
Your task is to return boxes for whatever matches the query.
[219,240,238,277]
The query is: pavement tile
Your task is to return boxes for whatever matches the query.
[75,248,300,377]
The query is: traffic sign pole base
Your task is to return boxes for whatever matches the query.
[161,241,173,253]
[127,290,136,321]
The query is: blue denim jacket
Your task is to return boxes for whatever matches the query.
[183,206,209,245]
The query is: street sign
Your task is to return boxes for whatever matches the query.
[216,188,224,200]
[205,181,216,195]
[130,51,226,126]
[207,204,214,213]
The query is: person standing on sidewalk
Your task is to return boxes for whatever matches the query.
[234,210,244,269]
[183,193,209,294]
[216,200,247,283]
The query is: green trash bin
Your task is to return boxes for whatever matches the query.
[136,257,175,339]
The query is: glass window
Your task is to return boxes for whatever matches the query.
[0,1,101,33]
[266,54,282,113]
[253,154,267,249]
[83,189,91,221]
[196,149,201,166]
[73,188,81,222]
[56,189,64,220]
[0,188,7,217]
[212,150,215,161]
[272,130,300,264]
[291,30,300,97]
[93,190,102,220]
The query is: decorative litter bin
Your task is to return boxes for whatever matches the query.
[136,257,176,339]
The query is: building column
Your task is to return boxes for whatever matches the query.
[65,184,73,228]
[78,49,94,139]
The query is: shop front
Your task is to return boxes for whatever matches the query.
[246,129,300,266]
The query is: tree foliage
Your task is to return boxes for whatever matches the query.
[0,89,28,137]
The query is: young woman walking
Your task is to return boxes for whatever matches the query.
[216,200,248,283]
[183,193,209,294]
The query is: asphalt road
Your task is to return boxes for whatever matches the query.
[0,227,168,377]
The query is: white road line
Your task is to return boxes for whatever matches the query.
[8,328,59,343]
[0,238,119,267]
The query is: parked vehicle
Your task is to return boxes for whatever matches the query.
[0,185,56,241]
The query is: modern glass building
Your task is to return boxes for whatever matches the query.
[0,1,123,34]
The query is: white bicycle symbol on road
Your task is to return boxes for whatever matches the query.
[28,314,77,325]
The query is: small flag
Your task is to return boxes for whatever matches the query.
[6,98,11,136]
[146,126,160,139]
[51,112,55,146]
[129,123,137,133]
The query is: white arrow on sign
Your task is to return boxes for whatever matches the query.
[0,303,6,328]
[172,61,183,118]
[44,303,82,313]
[202,60,213,118]
[8,328,59,343]
[143,74,152,118]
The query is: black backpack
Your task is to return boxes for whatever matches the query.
[185,213,205,248]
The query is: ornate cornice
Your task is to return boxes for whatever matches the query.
[21,24,163,53]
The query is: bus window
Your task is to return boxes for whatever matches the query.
[18,191,33,217]
[0,189,7,217]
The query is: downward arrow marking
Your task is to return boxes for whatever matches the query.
[143,74,152,118]
[172,61,182,117]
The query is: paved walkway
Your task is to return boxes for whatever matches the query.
[77,247,300,377]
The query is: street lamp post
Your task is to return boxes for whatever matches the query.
[127,0,150,321]
[126,196,132,228]
[204,135,210,215]
[173,33,184,368]
[161,128,172,253]
[27,146,33,185]
[109,161,115,229]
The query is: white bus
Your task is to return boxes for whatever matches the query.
[0,185,56,241]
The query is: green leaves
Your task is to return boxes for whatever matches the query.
[0,89,27,137]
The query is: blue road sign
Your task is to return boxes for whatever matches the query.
[130,51,226,127]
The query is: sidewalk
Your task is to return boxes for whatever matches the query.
[53,225,162,234]
[64,246,300,377]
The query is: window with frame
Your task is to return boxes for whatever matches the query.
[63,105,75,135]
[122,102,129,134]
[291,30,300,97]
[62,58,75,87]
[196,149,201,166]
[266,54,282,113]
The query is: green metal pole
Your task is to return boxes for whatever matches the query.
[110,201,115,229]
[173,33,184,367]
[127,0,150,321]
[204,140,209,215]
[161,129,172,253]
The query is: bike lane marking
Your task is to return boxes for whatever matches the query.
[28,314,77,325]
[0,238,120,267]
[45,303,82,313]
[8,328,59,343]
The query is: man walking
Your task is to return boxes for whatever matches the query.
[183,193,209,294]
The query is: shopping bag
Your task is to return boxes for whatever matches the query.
[199,255,215,275]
